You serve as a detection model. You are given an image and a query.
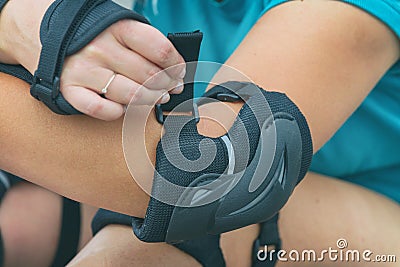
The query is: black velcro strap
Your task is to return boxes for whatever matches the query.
[0,64,33,84]
[159,31,203,113]
[252,214,281,267]
[31,0,149,115]
[91,208,132,236]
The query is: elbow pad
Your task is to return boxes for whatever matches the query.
[29,0,149,115]
[132,81,313,243]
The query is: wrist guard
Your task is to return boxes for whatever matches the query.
[30,0,149,115]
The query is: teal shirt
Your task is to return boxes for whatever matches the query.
[136,0,400,203]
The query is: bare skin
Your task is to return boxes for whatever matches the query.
[0,0,399,266]
[0,182,98,267]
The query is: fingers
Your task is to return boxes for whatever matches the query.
[62,66,174,106]
[61,85,125,121]
[114,20,186,79]
[102,73,171,105]
[61,72,172,121]
[103,42,184,91]
[59,20,187,121]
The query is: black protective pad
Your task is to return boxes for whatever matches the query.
[132,115,230,242]
[30,0,149,115]
[132,82,313,244]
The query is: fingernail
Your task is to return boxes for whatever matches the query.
[171,82,184,94]
[179,67,186,79]
[161,93,170,104]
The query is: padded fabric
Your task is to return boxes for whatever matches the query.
[132,115,230,242]
[132,81,312,244]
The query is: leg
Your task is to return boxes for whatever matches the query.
[0,181,97,267]
[0,182,62,267]
[222,172,400,267]
[68,225,200,267]
[69,172,400,267]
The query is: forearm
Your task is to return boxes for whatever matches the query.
[0,73,152,217]
[0,0,51,71]
[0,72,241,217]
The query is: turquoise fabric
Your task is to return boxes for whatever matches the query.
[136,0,400,203]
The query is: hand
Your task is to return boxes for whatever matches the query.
[61,20,186,121]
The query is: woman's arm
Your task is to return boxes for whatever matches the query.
[0,0,185,120]
[0,0,398,218]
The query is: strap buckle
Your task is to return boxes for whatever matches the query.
[215,93,241,102]
[31,72,60,101]
[155,102,200,124]
[30,72,66,114]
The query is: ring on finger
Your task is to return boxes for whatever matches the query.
[101,72,117,94]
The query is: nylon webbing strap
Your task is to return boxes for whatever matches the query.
[252,214,281,267]
[0,64,33,84]
[161,31,203,112]
[32,0,101,115]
